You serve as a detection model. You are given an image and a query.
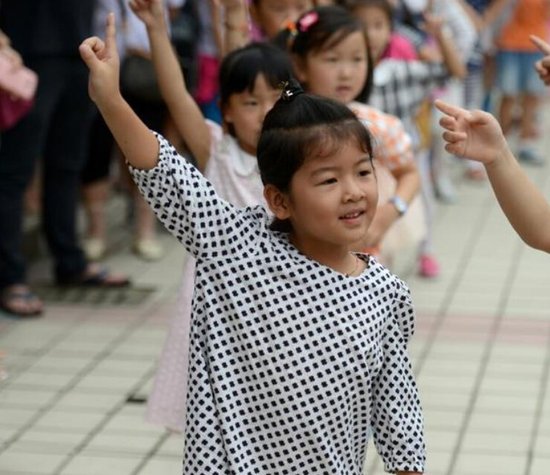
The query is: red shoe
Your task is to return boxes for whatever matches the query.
[419,254,440,278]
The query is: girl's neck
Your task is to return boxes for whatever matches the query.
[237,139,256,156]
[289,232,358,276]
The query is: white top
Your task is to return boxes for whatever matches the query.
[132,133,425,474]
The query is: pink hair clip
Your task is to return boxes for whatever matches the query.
[297,11,319,32]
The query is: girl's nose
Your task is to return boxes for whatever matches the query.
[343,179,364,202]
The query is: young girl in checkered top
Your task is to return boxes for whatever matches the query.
[80,13,426,474]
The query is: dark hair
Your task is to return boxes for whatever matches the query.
[257,81,374,232]
[275,6,373,103]
[219,42,293,136]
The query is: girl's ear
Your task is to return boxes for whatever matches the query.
[222,103,233,124]
[263,184,292,220]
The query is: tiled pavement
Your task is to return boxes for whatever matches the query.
[1,104,550,475]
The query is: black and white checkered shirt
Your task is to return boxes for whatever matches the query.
[130,133,426,474]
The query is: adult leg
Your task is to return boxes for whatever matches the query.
[516,51,545,165]
[0,58,61,314]
[495,50,519,136]
[43,59,129,287]
[0,60,61,285]
[41,59,93,282]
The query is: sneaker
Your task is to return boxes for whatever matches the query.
[418,254,440,278]
[133,238,164,261]
[518,148,545,166]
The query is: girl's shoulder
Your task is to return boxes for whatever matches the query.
[360,256,412,297]
[349,102,405,134]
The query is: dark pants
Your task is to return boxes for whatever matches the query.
[0,57,95,289]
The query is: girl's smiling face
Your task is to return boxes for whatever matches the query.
[252,0,314,39]
[223,74,282,155]
[267,136,378,258]
[293,30,368,104]
[353,5,392,62]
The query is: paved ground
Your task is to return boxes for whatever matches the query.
[1,103,550,475]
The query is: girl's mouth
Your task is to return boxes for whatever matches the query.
[339,210,364,222]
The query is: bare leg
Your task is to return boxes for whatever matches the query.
[498,95,516,136]
[519,93,539,140]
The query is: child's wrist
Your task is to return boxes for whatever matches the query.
[485,141,513,169]
[146,21,167,35]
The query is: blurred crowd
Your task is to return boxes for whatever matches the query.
[0,0,548,318]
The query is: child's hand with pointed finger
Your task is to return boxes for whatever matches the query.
[79,13,121,106]
[531,35,550,86]
[435,100,509,166]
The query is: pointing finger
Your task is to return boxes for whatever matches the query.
[530,35,550,55]
[104,12,117,54]
[434,99,463,119]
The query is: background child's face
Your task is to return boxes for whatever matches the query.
[353,5,392,61]
[294,31,368,104]
[251,0,314,38]
[223,74,281,155]
[281,138,378,253]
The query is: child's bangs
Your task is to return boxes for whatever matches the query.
[315,25,361,54]
[219,43,291,105]
[301,120,373,162]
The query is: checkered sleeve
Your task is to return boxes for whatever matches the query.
[370,278,425,473]
[129,132,264,260]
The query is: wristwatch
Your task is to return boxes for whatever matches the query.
[389,195,408,216]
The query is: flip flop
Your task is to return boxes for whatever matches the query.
[0,285,44,318]
[57,265,130,288]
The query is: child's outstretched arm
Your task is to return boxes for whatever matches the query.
[129,0,211,170]
[218,0,250,54]
[531,35,550,86]
[424,13,466,79]
[436,99,550,252]
[79,13,159,170]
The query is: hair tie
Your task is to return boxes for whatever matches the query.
[280,80,304,102]
[297,11,319,33]
[284,19,298,49]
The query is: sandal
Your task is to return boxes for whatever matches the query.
[57,264,130,288]
[0,285,44,318]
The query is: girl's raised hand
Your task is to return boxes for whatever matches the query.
[435,100,508,166]
[129,0,166,31]
[79,13,120,106]
[530,35,550,86]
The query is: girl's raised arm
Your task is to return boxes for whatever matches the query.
[424,13,466,79]
[129,0,211,170]
[79,13,159,170]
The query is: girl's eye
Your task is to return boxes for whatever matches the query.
[320,178,337,185]
[359,169,372,177]
[244,101,258,106]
